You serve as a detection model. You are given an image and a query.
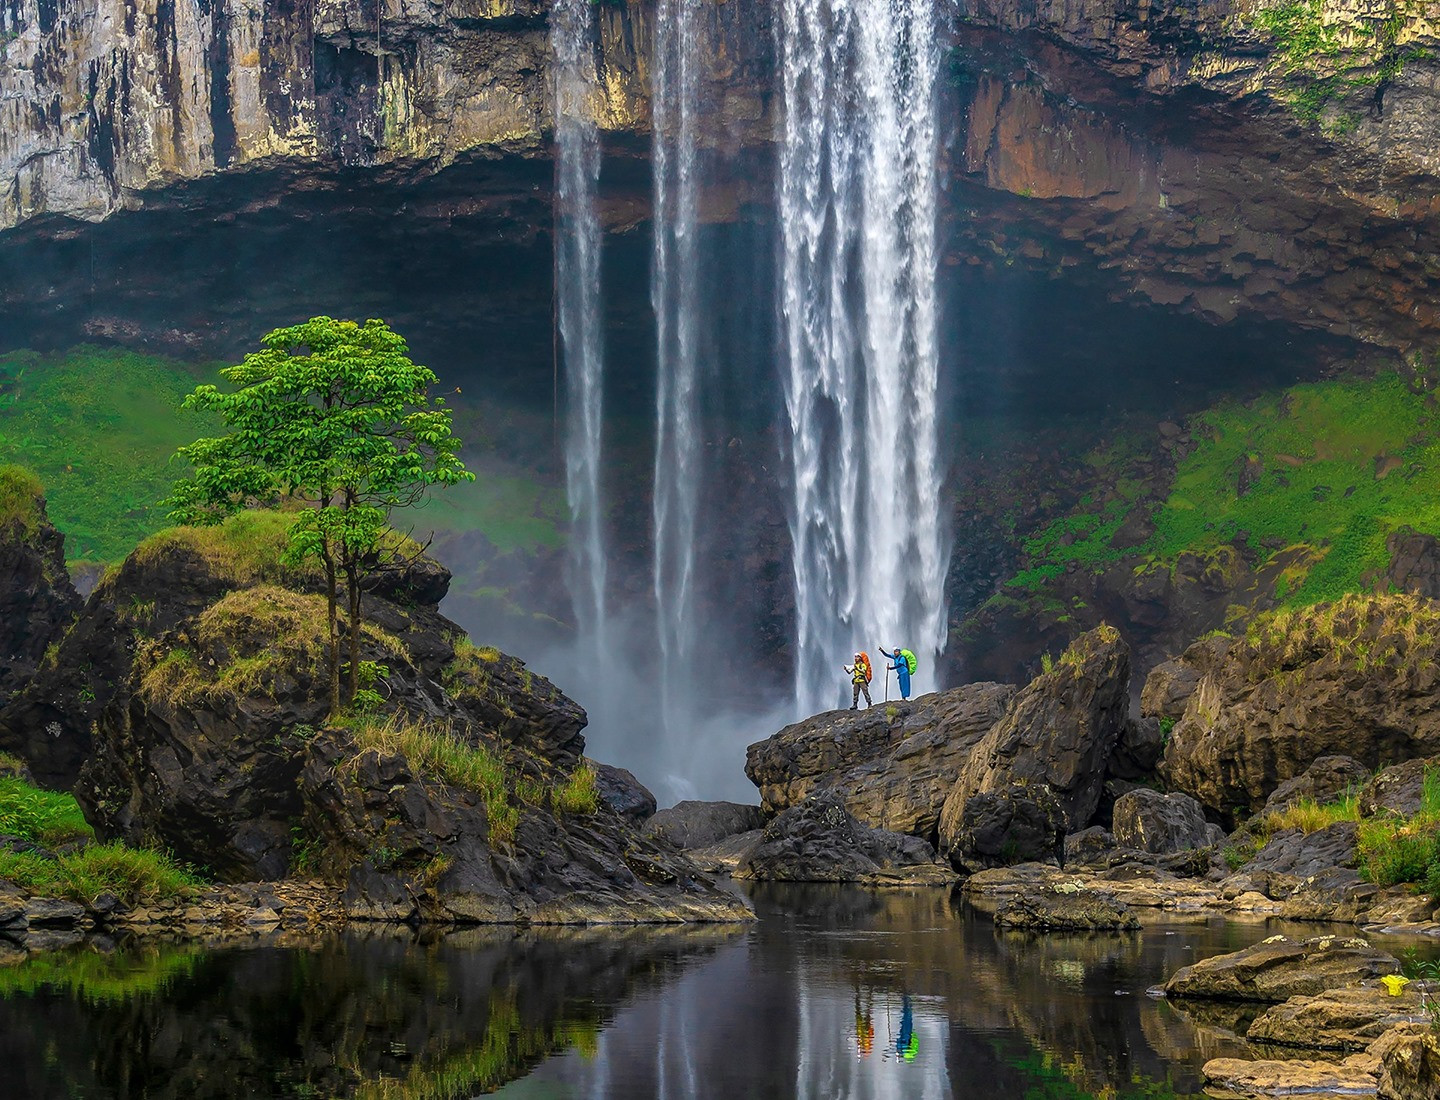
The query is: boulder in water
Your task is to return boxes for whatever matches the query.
[1165,934,1401,1002]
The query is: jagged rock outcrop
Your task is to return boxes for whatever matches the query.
[743,682,1015,842]
[937,626,1129,868]
[993,885,1139,931]
[1111,788,1214,856]
[8,511,748,922]
[1164,935,1401,1002]
[734,797,955,885]
[1162,595,1440,821]
[0,469,81,712]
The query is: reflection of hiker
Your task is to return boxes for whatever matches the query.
[896,991,918,1062]
[854,990,875,1057]
[880,646,916,700]
[846,651,873,710]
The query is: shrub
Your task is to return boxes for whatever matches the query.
[1359,816,1440,888]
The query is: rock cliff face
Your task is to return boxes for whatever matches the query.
[6,0,1440,358]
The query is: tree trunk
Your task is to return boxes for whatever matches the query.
[345,553,362,706]
[323,545,340,716]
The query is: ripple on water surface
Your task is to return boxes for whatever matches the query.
[1,884,1427,1099]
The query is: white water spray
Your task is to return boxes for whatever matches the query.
[651,0,702,723]
[552,0,608,651]
[778,0,950,714]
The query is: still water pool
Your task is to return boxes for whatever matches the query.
[0,884,1412,1099]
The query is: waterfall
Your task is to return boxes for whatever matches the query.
[651,0,702,723]
[778,0,949,713]
[552,0,608,650]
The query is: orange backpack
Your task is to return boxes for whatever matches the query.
[856,652,873,683]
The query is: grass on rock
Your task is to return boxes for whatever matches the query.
[0,776,95,847]
[0,463,43,534]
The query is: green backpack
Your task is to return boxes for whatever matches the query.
[899,649,917,675]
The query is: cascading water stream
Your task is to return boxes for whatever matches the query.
[778,0,950,714]
[651,0,702,727]
[551,0,608,655]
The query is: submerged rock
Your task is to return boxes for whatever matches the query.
[735,796,955,885]
[1165,934,1401,1002]
[743,681,1014,842]
[993,885,1140,931]
[644,801,766,850]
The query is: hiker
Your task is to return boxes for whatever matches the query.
[880,645,916,700]
[845,651,873,709]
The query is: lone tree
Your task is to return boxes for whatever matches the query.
[166,316,474,713]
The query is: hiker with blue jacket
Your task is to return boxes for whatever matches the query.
[880,645,916,700]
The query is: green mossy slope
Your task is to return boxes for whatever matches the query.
[1007,372,1440,607]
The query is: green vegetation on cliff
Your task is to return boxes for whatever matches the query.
[0,464,44,534]
[0,347,220,563]
[1006,372,1440,609]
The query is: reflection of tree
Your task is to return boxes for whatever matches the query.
[354,988,599,1100]
[0,941,204,1003]
[0,925,739,1098]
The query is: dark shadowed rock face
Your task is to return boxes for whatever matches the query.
[1245,823,1360,879]
[940,786,1067,874]
[1111,788,1212,855]
[1161,596,1440,822]
[0,482,81,717]
[936,626,1129,868]
[735,797,955,885]
[1264,756,1373,815]
[743,682,1015,842]
[589,760,656,823]
[18,516,750,922]
[1164,935,1400,1003]
[643,801,766,850]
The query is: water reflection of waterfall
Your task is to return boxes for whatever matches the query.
[778,0,950,713]
[552,0,608,657]
[651,0,703,732]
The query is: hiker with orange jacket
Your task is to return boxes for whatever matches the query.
[845,651,873,709]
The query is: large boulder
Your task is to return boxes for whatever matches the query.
[1111,788,1213,854]
[1139,633,1233,722]
[735,797,955,885]
[1243,822,1359,878]
[993,885,1140,931]
[643,801,766,850]
[1161,595,1440,821]
[743,682,1014,842]
[1164,935,1401,1002]
[1264,755,1372,815]
[588,760,656,824]
[937,626,1129,868]
[1375,1022,1440,1100]
[1358,756,1440,818]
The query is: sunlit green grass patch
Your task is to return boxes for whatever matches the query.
[0,346,221,564]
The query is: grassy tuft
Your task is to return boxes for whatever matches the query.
[130,509,313,588]
[554,762,602,816]
[0,777,95,847]
[342,712,521,844]
[0,842,202,906]
[1260,793,1361,838]
[0,463,43,535]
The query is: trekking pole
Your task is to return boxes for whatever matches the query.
[885,665,890,702]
